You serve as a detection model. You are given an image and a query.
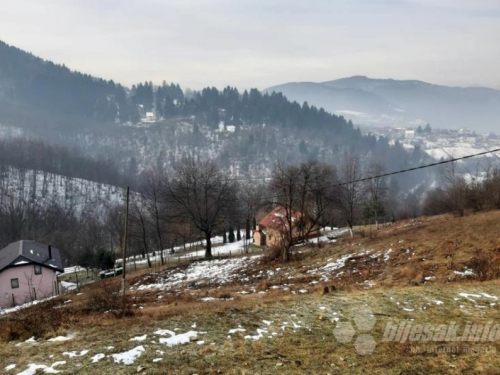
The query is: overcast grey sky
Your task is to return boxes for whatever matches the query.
[0,0,499,90]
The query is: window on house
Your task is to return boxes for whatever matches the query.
[11,278,19,289]
[34,264,42,275]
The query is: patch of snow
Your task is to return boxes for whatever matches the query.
[244,328,268,341]
[228,328,246,334]
[63,350,89,358]
[48,333,75,342]
[17,361,66,375]
[159,331,198,347]
[130,334,147,342]
[154,329,175,336]
[384,249,392,262]
[454,269,475,277]
[91,353,105,363]
[0,296,57,316]
[480,293,498,300]
[111,346,145,365]
[60,281,77,291]
[133,256,259,292]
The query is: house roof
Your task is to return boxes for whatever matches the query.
[258,207,303,232]
[0,240,64,273]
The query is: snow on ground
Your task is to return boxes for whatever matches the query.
[47,333,76,342]
[158,331,199,347]
[0,166,123,213]
[0,296,57,316]
[15,337,36,347]
[63,266,87,274]
[17,361,66,375]
[425,147,498,160]
[91,353,105,363]
[454,269,475,277]
[62,350,89,358]
[133,256,259,291]
[301,228,349,245]
[458,292,498,302]
[60,281,77,291]
[111,346,145,365]
[117,229,251,265]
[130,334,147,342]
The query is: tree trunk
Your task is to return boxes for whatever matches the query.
[205,232,212,258]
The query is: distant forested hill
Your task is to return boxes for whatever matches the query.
[0,40,431,194]
[265,76,500,133]
[0,40,139,128]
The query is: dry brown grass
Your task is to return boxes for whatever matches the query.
[2,211,500,373]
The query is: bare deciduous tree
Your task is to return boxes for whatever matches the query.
[339,155,363,237]
[270,161,337,261]
[363,162,387,229]
[443,161,468,216]
[165,160,238,258]
[140,171,169,265]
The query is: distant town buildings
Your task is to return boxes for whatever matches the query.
[405,130,415,139]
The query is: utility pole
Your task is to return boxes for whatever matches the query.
[121,186,130,295]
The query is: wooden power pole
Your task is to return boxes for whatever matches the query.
[121,186,130,295]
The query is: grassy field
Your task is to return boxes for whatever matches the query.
[1,211,500,374]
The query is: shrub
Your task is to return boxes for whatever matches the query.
[0,299,66,342]
[83,280,134,318]
[467,248,500,281]
[260,245,282,264]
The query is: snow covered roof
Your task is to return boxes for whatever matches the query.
[0,240,64,273]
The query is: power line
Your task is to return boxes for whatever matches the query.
[261,147,500,202]
[129,147,500,203]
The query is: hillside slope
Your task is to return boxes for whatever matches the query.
[1,211,499,373]
[0,40,138,130]
[265,76,500,132]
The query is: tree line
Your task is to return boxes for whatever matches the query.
[1,155,498,269]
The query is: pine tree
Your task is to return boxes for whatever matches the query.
[237,223,241,241]
[245,219,251,240]
[228,226,235,243]
[223,229,227,244]
[252,217,257,230]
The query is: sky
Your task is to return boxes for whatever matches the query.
[0,0,499,90]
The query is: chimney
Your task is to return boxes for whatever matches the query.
[48,245,52,259]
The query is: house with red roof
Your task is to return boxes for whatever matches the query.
[254,207,319,247]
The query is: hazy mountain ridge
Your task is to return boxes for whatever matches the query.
[265,76,500,132]
[0,40,431,198]
[0,40,139,128]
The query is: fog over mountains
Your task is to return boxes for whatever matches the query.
[265,76,500,133]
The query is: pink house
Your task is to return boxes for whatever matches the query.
[0,240,64,309]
